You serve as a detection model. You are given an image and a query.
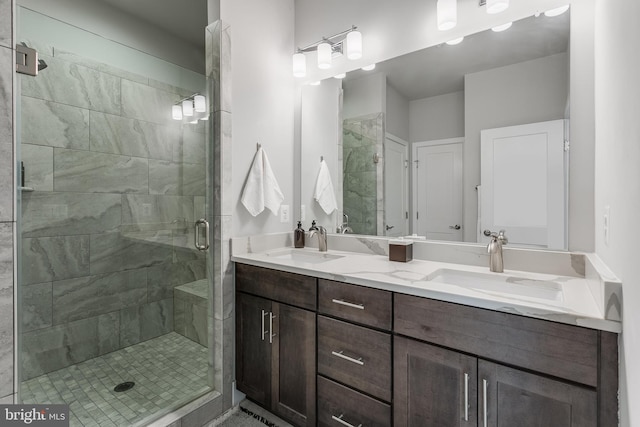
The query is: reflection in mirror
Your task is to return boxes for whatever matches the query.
[300,10,570,250]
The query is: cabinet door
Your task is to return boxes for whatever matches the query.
[236,292,272,407]
[478,360,597,427]
[394,336,478,427]
[271,302,316,426]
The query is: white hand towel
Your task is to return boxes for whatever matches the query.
[313,159,338,215]
[241,147,285,216]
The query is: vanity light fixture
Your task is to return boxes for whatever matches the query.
[346,30,362,59]
[485,0,509,14]
[194,95,206,113]
[437,0,457,31]
[544,5,569,17]
[491,22,512,32]
[317,42,332,69]
[292,26,362,77]
[172,105,183,120]
[310,81,321,86]
[293,51,306,77]
[361,64,376,71]
[446,36,464,45]
[172,93,207,123]
[182,99,193,117]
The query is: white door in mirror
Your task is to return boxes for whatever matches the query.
[413,139,463,242]
[480,119,566,249]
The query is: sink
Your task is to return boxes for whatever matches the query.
[265,248,344,264]
[428,269,563,301]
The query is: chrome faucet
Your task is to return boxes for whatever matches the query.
[484,229,508,273]
[336,213,353,234]
[308,226,328,252]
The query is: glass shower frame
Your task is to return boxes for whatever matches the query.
[14,6,218,426]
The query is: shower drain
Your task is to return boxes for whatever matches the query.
[113,381,135,392]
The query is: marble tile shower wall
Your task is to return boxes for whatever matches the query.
[18,43,207,380]
[343,113,384,235]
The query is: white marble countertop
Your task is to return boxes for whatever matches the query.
[232,238,622,333]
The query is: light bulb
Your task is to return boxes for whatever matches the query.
[182,100,193,117]
[317,42,332,69]
[361,64,376,71]
[194,95,206,113]
[437,0,457,31]
[486,0,509,14]
[544,5,569,17]
[310,81,321,86]
[334,73,346,79]
[292,52,306,77]
[446,37,464,45]
[491,22,512,32]
[346,30,362,60]
[172,105,183,120]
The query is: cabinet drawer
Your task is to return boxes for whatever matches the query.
[317,376,390,427]
[394,293,599,387]
[236,263,317,310]
[318,316,391,402]
[318,279,392,330]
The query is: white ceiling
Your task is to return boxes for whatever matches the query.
[98,0,208,49]
[345,12,570,100]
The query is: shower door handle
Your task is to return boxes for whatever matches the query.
[194,218,210,251]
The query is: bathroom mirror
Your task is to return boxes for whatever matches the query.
[299,11,571,250]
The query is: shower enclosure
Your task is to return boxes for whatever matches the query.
[16,6,216,426]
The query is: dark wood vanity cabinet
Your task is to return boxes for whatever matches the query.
[235,263,618,427]
[316,279,393,427]
[394,293,616,427]
[394,336,597,427]
[235,264,316,427]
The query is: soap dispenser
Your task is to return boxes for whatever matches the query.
[294,221,305,248]
[309,220,319,232]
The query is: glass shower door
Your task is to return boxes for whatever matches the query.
[16,6,215,426]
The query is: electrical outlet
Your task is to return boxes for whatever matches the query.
[280,205,290,223]
[300,204,306,222]
[603,205,610,246]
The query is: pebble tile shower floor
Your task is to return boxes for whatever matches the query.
[21,332,210,427]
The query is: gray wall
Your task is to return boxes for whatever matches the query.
[593,0,640,425]
[409,91,465,142]
[343,73,386,120]
[0,0,15,405]
[300,80,342,229]
[19,41,207,380]
[222,0,296,238]
[463,52,569,242]
[386,83,409,142]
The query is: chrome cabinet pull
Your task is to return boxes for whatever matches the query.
[331,299,365,310]
[331,350,364,366]
[331,414,362,427]
[483,379,488,427]
[194,218,210,251]
[269,313,276,344]
[464,373,469,421]
[260,310,268,341]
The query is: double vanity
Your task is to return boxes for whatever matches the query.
[231,233,621,427]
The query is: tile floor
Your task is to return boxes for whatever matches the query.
[21,332,211,427]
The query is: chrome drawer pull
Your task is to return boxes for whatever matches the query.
[331,414,362,427]
[464,373,469,421]
[483,378,488,427]
[269,313,276,344]
[331,299,365,310]
[331,350,364,366]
